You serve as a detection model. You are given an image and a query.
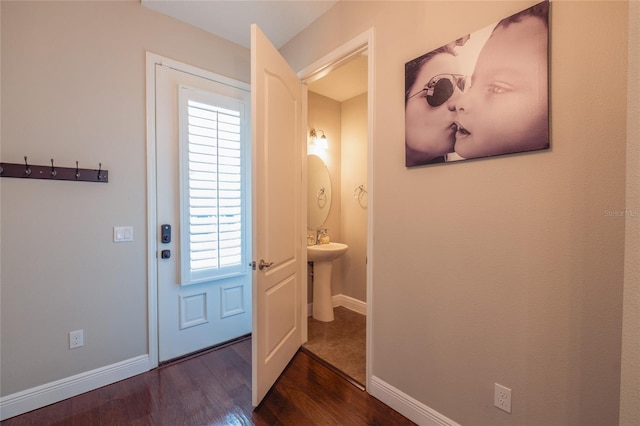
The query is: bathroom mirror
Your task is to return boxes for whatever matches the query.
[307,154,332,230]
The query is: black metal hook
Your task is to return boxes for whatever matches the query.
[75,161,80,179]
[97,163,102,180]
[50,159,57,177]
[24,156,31,176]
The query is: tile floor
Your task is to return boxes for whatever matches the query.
[303,306,366,386]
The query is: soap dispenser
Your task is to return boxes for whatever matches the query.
[319,228,330,244]
[307,232,316,246]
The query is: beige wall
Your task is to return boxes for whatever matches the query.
[307,91,368,303]
[283,1,632,425]
[307,92,343,296]
[0,0,249,397]
[340,93,368,302]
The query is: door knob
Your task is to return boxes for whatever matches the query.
[258,259,274,270]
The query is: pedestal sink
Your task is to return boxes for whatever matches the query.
[307,242,348,322]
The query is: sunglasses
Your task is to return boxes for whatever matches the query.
[407,74,469,107]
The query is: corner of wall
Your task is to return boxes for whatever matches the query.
[620,1,640,424]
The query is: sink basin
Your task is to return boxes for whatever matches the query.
[307,242,348,322]
[307,242,349,262]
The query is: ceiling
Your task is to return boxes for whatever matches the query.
[306,54,368,102]
[141,0,338,50]
[141,0,367,102]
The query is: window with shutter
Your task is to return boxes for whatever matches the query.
[178,86,248,285]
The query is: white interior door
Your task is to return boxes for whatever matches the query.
[251,24,307,406]
[156,62,252,362]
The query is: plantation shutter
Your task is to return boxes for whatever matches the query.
[178,86,247,285]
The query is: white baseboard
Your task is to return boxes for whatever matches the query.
[369,375,460,426]
[333,294,367,315]
[307,293,367,317]
[0,355,151,421]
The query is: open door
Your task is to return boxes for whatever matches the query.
[251,24,307,406]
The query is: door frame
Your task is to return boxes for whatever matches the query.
[145,52,251,368]
[297,28,375,389]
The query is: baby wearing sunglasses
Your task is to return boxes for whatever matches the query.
[405,44,467,167]
[454,1,549,160]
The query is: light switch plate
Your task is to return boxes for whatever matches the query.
[113,226,133,242]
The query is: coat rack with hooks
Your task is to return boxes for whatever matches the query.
[0,157,108,183]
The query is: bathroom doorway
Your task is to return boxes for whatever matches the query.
[300,32,372,389]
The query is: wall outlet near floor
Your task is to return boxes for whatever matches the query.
[494,383,512,413]
[69,329,84,349]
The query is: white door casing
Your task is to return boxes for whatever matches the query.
[251,25,307,406]
[154,61,252,362]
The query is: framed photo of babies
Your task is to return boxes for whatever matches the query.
[405,0,549,167]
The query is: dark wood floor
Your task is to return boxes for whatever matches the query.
[1,337,415,425]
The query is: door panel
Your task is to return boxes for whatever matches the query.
[156,64,252,362]
[252,24,306,406]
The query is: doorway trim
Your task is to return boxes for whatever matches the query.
[297,27,375,389]
[145,52,251,368]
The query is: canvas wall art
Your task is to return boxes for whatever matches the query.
[405,0,550,167]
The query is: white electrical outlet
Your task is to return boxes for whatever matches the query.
[494,383,512,413]
[69,330,84,349]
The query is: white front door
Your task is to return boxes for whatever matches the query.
[155,62,252,362]
[251,24,307,406]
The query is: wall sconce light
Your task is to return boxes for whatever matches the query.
[309,129,328,150]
